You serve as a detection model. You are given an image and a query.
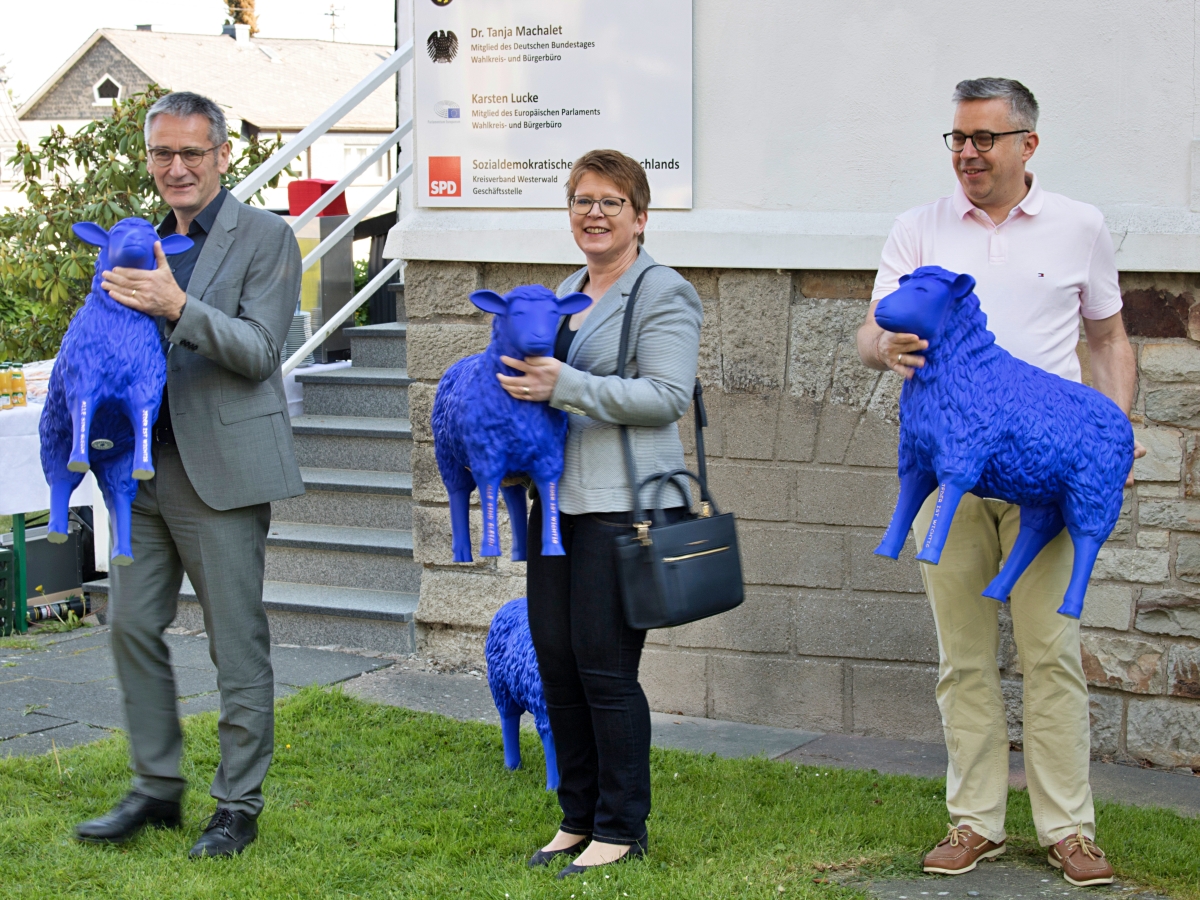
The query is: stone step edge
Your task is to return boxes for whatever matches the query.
[83,579,419,623]
[267,522,414,556]
[291,415,412,439]
[344,322,407,337]
[295,367,411,386]
[298,467,412,496]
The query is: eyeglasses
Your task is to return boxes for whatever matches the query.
[147,146,221,168]
[569,196,628,217]
[943,130,1030,153]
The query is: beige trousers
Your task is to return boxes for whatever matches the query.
[913,491,1095,847]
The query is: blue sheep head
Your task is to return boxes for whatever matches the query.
[73,218,194,272]
[470,285,592,358]
[873,265,976,343]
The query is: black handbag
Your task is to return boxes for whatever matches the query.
[612,267,745,630]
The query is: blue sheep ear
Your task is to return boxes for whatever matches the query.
[469,290,508,314]
[951,273,976,299]
[556,292,592,315]
[898,273,912,285]
[158,234,194,256]
[72,222,109,248]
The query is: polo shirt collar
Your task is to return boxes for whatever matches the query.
[157,187,229,238]
[953,171,1042,220]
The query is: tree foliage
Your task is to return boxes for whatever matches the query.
[0,86,285,362]
[226,1,261,35]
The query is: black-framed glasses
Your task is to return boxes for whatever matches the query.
[147,146,221,168]
[569,195,628,216]
[943,130,1029,153]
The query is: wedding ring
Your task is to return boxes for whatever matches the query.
[523,386,530,395]
[132,289,137,297]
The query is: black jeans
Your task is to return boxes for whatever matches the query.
[526,498,685,846]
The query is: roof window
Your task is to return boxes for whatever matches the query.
[93,75,122,105]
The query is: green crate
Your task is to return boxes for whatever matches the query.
[0,548,14,637]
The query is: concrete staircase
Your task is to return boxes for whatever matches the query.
[85,322,421,655]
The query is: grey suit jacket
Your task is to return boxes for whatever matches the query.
[551,249,703,514]
[161,197,304,511]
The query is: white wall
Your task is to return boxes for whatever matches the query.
[389,0,1200,271]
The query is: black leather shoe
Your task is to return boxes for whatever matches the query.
[188,808,258,858]
[556,840,645,879]
[528,835,590,868]
[75,790,182,844]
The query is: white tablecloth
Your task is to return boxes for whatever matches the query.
[0,403,94,516]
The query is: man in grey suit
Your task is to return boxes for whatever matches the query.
[74,92,304,857]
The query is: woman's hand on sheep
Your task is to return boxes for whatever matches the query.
[875,330,929,379]
[103,242,188,321]
[498,355,561,402]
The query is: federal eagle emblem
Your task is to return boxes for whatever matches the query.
[426,30,459,63]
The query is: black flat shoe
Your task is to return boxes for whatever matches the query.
[528,835,590,868]
[75,790,181,844]
[189,808,258,858]
[556,841,645,879]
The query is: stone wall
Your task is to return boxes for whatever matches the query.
[404,259,1200,771]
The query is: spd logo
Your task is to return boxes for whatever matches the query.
[429,156,461,197]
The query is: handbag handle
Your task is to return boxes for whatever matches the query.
[616,266,710,525]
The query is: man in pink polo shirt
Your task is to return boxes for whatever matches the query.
[857,78,1143,887]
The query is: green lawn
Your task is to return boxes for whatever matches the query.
[0,688,1196,900]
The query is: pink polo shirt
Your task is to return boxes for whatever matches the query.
[871,173,1123,382]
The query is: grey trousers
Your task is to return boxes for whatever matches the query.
[108,443,274,816]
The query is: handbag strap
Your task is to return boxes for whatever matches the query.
[616,266,711,527]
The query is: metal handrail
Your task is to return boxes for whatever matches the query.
[230,40,414,203]
[282,258,402,376]
[290,121,412,233]
[300,162,411,272]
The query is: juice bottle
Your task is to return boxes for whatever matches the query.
[9,364,25,407]
[0,365,11,410]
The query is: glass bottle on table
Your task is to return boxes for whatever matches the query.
[0,364,11,410]
[9,364,25,407]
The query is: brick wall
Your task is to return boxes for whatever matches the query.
[23,39,151,120]
[404,259,1200,771]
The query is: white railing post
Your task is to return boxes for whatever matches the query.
[300,162,411,272]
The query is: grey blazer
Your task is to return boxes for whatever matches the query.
[551,249,703,515]
[160,196,304,511]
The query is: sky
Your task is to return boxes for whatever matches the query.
[1,0,396,105]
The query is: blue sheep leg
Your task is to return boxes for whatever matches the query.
[124,394,157,480]
[109,487,134,565]
[982,505,1064,602]
[66,392,95,474]
[915,480,969,565]
[500,713,523,770]
[448,488,474,562]
[1058,533,1102,619]
[532,478,565,556]
[478,480,503,557]
[501,483,529,562]
[46,476,83,543]
[876,470,938,559]
[540,729,559,792]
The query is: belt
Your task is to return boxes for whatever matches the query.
[153,425,176,445]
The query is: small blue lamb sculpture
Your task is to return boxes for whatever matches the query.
[431,285,590,562]
[873,266,1134,619]
[39,218,192,564]
[485,597,558,791]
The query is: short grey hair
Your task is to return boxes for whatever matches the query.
[144,92,229,147]
[952,78,1039,131]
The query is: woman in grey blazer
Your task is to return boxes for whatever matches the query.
[497,150,702,877]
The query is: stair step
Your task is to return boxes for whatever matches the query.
[344,322,406,369]
[267,522,413,556]
[291,416,412,471]
[300,467,412,495]
[297,369,411,418]
[84,578,420,654]
[294,367,411,386]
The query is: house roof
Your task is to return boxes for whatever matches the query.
[0,88,27,144]
[18,29,396,132]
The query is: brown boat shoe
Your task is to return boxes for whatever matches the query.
[1048,831,1115,886]
[922,824,1006,875]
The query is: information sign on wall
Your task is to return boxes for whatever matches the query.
[414,0,692,209]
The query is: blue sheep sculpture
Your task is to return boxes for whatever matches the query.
[39,218,193,564]
[485,596,557,791]
[872,266,1134,619]
[431,285,590,562]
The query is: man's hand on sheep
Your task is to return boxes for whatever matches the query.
[873,329,929,379]
[103,242,188,322]
[498,355,561,402]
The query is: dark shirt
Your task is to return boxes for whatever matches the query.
[554,317,578,363]
[153,188,228,440]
